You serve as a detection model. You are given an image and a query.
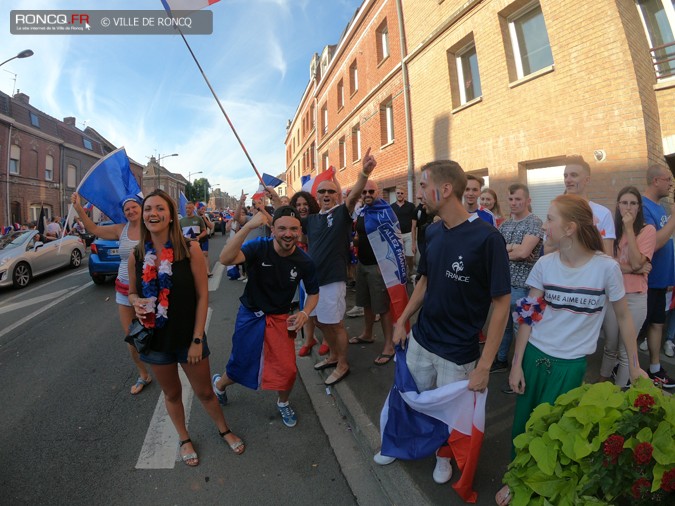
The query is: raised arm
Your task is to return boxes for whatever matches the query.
[219,211,268,265]
[345,147,376,214]
[70,193,123,240]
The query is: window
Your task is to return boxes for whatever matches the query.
[350,60,359,94]
[9,145,20,174]
[67,164,77,188]
[457,43,482,104]
[45,155,53,181]
[30,204,52,222]
[339,136,346,169]
[380,100,394,145]
[321,103,328,135]
[337,79,344,109]
[30,112,40,128]
[508,2,553,79]
[310,103,315,130]
[352,124,361,161]
[637,0,675,78]
[526,164,565,222]
[310,142,316,170]
[322,152,329,171]
[377,20,390,63]
[83,138,93,150]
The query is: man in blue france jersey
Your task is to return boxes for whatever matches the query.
[212,206,320,427]
[374,160,511,484]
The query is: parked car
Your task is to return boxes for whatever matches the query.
[209,212,226,235]
[88,222,121,284]
[0,230,85,288]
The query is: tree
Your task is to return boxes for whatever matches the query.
[188,178,210,203]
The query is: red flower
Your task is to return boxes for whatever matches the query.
[142,265,157,283]
[158,288,170,306]
[532,312,543,322]
[661,468,675,492]
[160,247,174,263]
[631,478,651,499]
[633,442,653,465]
[634,393,655,413]
[603,434,624,463]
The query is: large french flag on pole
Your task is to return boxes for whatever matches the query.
[252,173,284,201]
[301,166,335,197]
[361,199,408,321]
[161,0,221,13]
[380,347,487,503]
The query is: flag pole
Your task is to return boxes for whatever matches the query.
[174,26,265,187]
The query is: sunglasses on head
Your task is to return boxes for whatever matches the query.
[362,189,376,195]
[317,189,337,195]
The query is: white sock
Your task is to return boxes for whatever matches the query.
[650,363,661,374]
[277,400,289,407]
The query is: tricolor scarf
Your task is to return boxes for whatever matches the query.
[359,198,408,322]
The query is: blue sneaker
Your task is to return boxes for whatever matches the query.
[212,374,228,405]
[277,402,297,427]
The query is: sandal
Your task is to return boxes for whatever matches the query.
[298,339,317,357]
[349,336,375,345]
[495,485,511,505]
[374,353,394,365]
[130,376,152,395]
[220,429,245,455]
[179,438,199,467]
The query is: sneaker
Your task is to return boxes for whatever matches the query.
[346,306,364,317]
[212,374,228,406]
[277,402,297,428]
[490,360,509,373]
[648,367,675,389]
[639,339,649,352]
[664,340,675,358]
[373,452,396,465]
[432,456,453,484]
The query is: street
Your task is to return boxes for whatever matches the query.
[0,233,361,506]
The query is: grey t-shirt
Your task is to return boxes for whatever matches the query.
[498,213,544,288]
[304,204,352,286]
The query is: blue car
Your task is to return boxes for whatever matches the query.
[89,238,120,284]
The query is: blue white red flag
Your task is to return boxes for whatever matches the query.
[178,191,188,217]
[161,0,220,14]
[82,202,94,212]
[380,346,487,503]
[301,166,335,197]
[361,199,408,322]
[252,173,284,201]
[77,147,143,224]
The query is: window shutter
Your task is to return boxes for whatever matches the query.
[526,165,565,222]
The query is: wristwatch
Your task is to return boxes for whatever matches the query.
[193,337,202,344]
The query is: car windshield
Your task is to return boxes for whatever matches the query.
[0,231,30,250]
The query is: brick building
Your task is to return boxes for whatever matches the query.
[141,157,187,205]
[286,0,675,219]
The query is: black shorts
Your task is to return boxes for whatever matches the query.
[645,288,667,326]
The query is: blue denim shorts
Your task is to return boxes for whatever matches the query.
[140,336,210,365]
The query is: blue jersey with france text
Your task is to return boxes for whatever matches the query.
[240,237,319,314]
[413,216,511,364]
[642,196,675,288]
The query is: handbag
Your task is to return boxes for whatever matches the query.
[124,319,153,354]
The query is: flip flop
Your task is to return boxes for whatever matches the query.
[495,485,512,505]
[130,376,152,395]
[314,358,338,371]
[374,353,394,366]
[220,429,245,455]
[349,336,375,345]
[179,438,199,467]
[325,368,350,386]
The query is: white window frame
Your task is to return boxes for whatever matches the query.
[380,26,390,61]
[45,154,54,181]
[636,0,675,79]
[9,145,20,175]
[322,152,329,171]
[322,104,328,135]
[383,101,394,144]
[350,61,359,93]
[508,2,553,79]
[67,164,77,188]
[337,79,344,109]
[456,42,482,104]
[352,124,361,162]
[339,137,346,169]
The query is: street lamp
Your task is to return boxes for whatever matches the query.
[3,49,33,227]
[155,153,178,189]
[188,170,202,184]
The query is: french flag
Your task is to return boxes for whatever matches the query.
[252,173,284,201]
[161,0,220,13]
[82,202,94,213]
[380,346,486,503]
[301,166,335,197]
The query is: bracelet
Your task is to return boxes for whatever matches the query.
[300,310,309,319]
[513,296,547,326]
[360,170,369,178]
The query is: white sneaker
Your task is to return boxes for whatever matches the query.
[639,339,649,352]
[432,456,453,484]
[346,306,364,317]
[664,340,675,358]
[373,451,396,465]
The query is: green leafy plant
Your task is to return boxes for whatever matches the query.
[503,379,675,505]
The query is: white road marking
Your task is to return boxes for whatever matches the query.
[0,268,88,306]
[208,262,224,291]
[0,288,71,316]
[135,307,214,469]
[0,281,93,340]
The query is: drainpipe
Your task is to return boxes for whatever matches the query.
[395,0,415,199]
[5,124,11,226]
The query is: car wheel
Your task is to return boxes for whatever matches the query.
[91,273,106,285]
[70,249,82,267]
[12,262,32,288]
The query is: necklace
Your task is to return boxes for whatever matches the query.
[141,240,173,328]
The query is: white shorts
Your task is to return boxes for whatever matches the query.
[401,232,413,257]
[116,291,131,306]
[406,332,476,391]
[311,281,346,324]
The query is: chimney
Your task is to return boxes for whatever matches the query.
[63,117,76,126]
[13,91,29,104]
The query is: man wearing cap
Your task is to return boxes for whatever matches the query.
[213,206,319,427]
[304,148,378,386]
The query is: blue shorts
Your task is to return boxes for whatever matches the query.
[140,335,210,365]
[200,239,209,252]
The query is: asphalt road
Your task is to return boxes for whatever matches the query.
[0,235,361,506]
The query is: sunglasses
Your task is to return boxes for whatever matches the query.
[362,189,376,195]
[317,189,337,195]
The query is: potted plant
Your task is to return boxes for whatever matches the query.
[503,378,675,505]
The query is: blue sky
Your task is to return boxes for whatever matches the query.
[2,0,361,199]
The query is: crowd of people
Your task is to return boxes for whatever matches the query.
[54,153,675,502]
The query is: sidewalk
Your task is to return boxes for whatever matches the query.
[295,287,675,505]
